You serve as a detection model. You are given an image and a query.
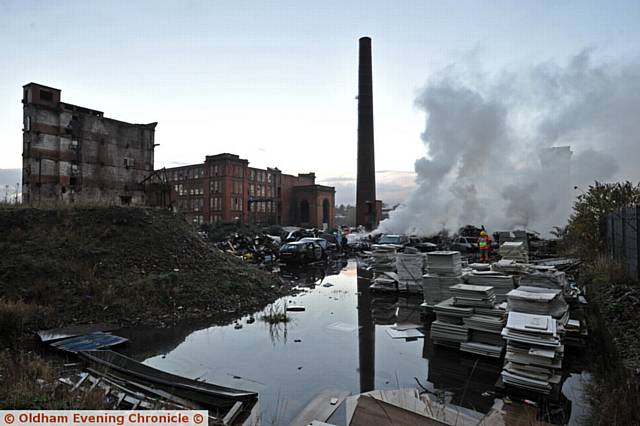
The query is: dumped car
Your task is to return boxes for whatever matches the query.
[299,237,335,256]
[279,241,324,264]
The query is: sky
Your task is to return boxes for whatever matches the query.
[1,0,639,206]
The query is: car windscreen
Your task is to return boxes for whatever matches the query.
[379,235,402,244]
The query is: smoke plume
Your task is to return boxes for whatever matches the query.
[379,50,638,236]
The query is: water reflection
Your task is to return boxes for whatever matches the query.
[121,259,585,425]
[357,273,375,393]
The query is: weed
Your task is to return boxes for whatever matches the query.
[260,303,290,324]
[0,351,107,409]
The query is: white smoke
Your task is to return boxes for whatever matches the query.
[379,50,637,237]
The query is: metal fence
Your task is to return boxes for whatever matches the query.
[606,206,640,280]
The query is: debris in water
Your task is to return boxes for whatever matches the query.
[286,305,306,312]
[234,323,243,329]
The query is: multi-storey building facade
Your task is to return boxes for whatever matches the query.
[165,153,335,228]
[21,83,158,205]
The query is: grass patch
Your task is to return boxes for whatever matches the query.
[0,351,106,409]
[0,300,53,348]
[580,257,640,425]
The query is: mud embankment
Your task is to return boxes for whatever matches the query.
[0,206,289,334]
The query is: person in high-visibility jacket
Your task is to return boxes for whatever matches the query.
[478,230,491,262]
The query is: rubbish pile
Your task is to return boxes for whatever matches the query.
[422,251,464,306]
[212,229,281,264]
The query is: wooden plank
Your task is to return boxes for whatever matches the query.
[349,396,445,426]
[71,373,89,392]
[222,401,243,425]
[288,389,349,426]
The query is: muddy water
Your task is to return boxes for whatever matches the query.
[124,259,590,425]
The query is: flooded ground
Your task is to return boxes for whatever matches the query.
[122,259,590,425]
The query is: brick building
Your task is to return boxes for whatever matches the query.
[165,153,335,228]
[21,83,159,205]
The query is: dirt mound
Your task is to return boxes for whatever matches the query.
[0,207,286,328]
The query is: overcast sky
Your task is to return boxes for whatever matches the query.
[1,0,639,204]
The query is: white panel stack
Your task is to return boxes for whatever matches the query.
[464,271,514,303]
[422,251,463,306]
[422,275,463,306]
[396,253,426,293]
[426,251,462,276]
[430,298,472,348]
[371,246,397,271]
[519,270,569,292]
[370,271,399,292]
[507,286,569,319]
[500,312,563,394]
[396,253,426,280]
[491,259,531,275]
[499,241,529,263]
[450,284,496,308]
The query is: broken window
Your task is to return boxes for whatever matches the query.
[39,90,53,102]
[120,195,132,205]
[123,157,135,168]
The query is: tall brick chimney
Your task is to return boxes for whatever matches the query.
[356,36,377,230]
